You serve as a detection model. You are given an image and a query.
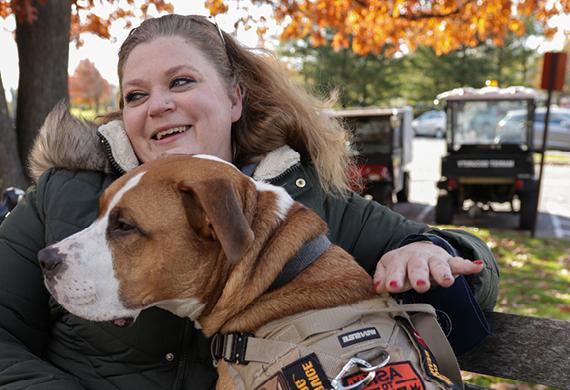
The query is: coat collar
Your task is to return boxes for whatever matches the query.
[97,120,301,180]
[27,106,300,182]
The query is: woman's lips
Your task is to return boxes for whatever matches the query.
[152,128,189,146]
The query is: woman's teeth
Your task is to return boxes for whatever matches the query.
[154,126,189,140]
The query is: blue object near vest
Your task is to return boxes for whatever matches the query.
[399,234,491,356]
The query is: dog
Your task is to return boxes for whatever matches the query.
[38,154,459,390]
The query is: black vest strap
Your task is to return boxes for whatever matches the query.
[267,234,331,292]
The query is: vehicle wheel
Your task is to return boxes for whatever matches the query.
[435,128,444,139]
[396,172,410,203]
[435,193,455,224]
[369,184,394,207]
[519,191,537,230]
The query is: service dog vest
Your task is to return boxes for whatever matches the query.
[214,296,462,390]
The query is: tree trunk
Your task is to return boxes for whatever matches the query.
[15,0,71,176]
[0,74,27,192]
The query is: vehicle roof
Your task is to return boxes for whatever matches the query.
[437,86,539,101]
[505,106,570,118]
[328,106,411,118]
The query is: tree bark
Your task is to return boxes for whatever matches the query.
[0,74,27,192]
[15,0,71,177]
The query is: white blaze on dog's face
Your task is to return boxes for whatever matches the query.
[42,155,294,325]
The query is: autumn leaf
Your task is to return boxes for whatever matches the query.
[2,0,173,46]
[207,0,569,56]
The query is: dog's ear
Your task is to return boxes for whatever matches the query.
[178,178,254,263]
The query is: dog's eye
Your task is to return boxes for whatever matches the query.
[115,219,136,232]
[108,209,146,238]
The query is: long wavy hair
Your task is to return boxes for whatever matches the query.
[111,14,357,195]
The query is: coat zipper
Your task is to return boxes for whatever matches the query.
[97,132,126,175]
[174,321,191,390]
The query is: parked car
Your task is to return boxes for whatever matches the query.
[411,110,446,138]
[496,107,570,151]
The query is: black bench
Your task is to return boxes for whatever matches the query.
[459,312,570,389]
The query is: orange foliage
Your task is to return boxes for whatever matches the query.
[207,0,570,55]
[69,59,112,110]
[0,0,173,46]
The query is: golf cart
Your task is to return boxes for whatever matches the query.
[331,107,413,206]
[435,87,539,230]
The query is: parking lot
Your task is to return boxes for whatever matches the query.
[393,137,570,239]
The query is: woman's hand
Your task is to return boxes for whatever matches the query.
[373,241,484,294]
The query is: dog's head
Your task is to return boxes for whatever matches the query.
[38,154,293,326]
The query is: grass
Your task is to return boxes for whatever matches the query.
[454,226,570,389]
[466,227,570,320]
[70,107,107,122]
[533,151,570,165]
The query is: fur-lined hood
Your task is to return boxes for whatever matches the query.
[29,104,300,182]
[28,104,111,182]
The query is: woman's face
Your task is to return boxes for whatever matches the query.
[121,36,242,163]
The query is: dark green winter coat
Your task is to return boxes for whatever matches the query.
[0,111,498,389]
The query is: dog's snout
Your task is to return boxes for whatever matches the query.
[38,247,65,277]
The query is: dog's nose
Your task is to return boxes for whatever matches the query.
[38,247,65,278]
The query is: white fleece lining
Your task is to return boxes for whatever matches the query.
[97,120,140,172]
[252,145,300,181]
[97,120,300,180]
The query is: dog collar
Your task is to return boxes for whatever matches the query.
[267,234,331,292]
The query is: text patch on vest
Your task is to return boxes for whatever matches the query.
[338,327,381,348]
[281,353,331,390]
[343,361,426,390]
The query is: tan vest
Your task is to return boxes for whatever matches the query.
[220,296,462,390]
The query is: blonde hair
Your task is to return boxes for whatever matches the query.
[114,14,356,195]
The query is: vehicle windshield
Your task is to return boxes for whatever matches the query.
[449,100,532,148]
[345,116,392,154]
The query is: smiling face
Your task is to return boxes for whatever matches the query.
[121,36,242,163]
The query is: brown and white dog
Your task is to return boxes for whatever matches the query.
[38,154,384,388]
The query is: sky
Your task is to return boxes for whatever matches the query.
[1,1,569,102]
[0,0,278,101]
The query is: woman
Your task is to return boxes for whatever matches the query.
[0,14,498,389]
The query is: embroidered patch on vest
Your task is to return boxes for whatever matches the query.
[338,327,381,348]
[255,372,288,390]
[343,361,426,390]
[395,316,454,388]
[281,353,331,390]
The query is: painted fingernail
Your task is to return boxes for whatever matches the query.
[389,280,399,288]
[416,279,427,286]
[473,260,484,265]
[374,281,381,291]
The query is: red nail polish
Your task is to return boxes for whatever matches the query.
[416,279,427,286]
[374,281,381,290]
[389,280,399,288]
[473,260,484,265]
